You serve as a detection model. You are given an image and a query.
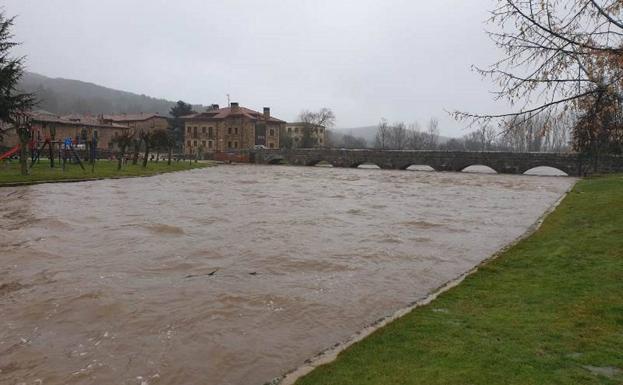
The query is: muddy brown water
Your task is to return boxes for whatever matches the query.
[0,165,575,385]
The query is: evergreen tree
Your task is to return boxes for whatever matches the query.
[169,100,195,149]
[0,12,35,175]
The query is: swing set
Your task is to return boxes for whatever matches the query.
[1,124,99,172]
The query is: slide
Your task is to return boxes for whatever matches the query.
[0,145,19,161]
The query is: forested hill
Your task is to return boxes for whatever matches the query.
[18,72,199,116]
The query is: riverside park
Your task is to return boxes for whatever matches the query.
[2,1,623,384]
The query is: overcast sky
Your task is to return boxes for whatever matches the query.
[5,0,506,136]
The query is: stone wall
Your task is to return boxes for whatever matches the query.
[251,149,623,176]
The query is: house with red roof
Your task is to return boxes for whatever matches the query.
[182,102,285,155]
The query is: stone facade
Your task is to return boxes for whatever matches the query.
[102,113,169,133]
[2,111,129,150]
[281,122,327,148]
[182,103,284,155]
[251,148,623,176]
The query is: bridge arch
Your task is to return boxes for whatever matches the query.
[352,162,382,169]
[522,166,569,176]
[308,160,334,167]
[460,164,499,174]
[402,164,437,172]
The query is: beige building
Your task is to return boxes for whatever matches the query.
[182,103,285,154]
[282,122,327,148]
[102,113,169,133]
[2,111,129,150]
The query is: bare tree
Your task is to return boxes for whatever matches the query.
[342,134,367,149]
[406,122,425,150]
[389,121,408,150]
[298,108,335,148]
[374,118,391,149]
[454,0,623,156]
[150,128,171,163]
[111,131,134,171]
[425,118,439,150]
[140,130,153,168]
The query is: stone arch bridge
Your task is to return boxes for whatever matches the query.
[250,149,623,176]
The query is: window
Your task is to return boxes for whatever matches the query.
[201,140,206,147]
[187,127,191,134]
[193,127,197,136]
[234,127,238,135]
[319,138,323,144]
[288,127,292,133]
[269,143,275,149]
[193,140,197,146]
[202,127,206,134]
[228,127,232,135]
[208,140,213,148]
[208,127,214,137]
[269,129,275,136]
[295,127,299,133]
[234,141,238,148]
[228,141,232,148]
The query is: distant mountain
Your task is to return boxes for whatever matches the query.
[18,72,202,116]
[334,126,378,145]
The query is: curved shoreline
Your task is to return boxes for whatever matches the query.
[0,163,212,188]
[272,180,577,385]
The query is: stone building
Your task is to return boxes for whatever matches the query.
[182,103,285,155]
[282,122,327,148]
[2,111,129,150]
[102,113,169,133]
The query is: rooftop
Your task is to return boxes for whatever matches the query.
[32,112,128,129]
[182,104,285,123]
[103,113,167,122]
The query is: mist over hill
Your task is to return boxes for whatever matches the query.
[18,72,203,116]
[335,126,453,147]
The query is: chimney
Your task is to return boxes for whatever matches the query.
[263,107,270,119]
[230,102,240,111]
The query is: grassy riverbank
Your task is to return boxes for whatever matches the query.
[296,175,623,385]
[0,159,211,186]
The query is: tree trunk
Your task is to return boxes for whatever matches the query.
[155,151,160,163]
[167,147,172,165]
[117,147,125,171]
[132,141,140,165]
[142,144,150,168]
[19,142,28,176]
[49,141,55,168]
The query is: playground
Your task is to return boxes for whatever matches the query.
[0,119,213,186]
[0,151,209,186]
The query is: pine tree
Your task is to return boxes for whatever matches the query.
[169,100,195,149]
[0,12,35,175]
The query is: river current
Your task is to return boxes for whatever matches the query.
[0,165,575,385]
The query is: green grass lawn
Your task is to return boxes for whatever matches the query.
[0,159,211,186]
[296,175,623,385]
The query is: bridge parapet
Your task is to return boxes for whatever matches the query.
[250,148,623,176]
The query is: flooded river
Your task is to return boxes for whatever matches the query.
[0,165,575,385]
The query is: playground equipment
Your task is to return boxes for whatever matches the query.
[0,145,19,161]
